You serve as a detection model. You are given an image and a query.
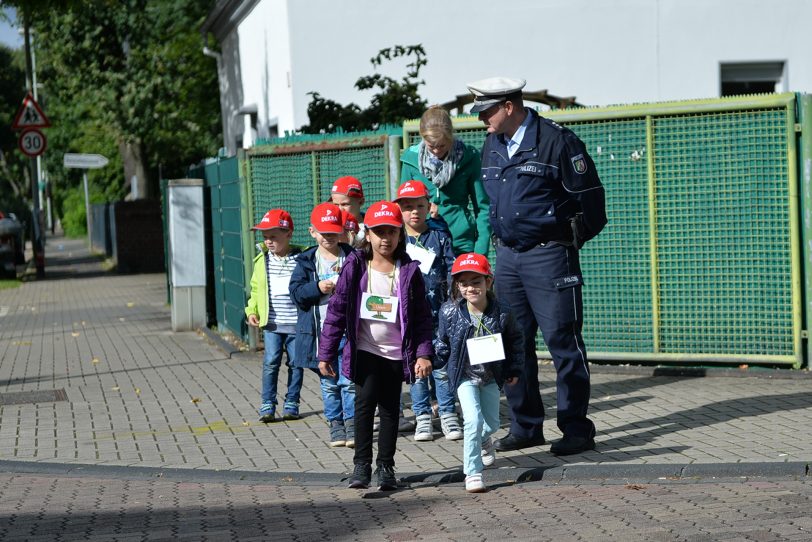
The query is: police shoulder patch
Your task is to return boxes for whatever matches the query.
[571,154,587,174]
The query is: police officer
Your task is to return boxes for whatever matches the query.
[467,76,606,455]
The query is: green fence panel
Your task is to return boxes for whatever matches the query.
[652,108,794,356]
[246,134,396,249]
[403,93,803,366]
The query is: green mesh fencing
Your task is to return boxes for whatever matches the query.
[246,133,397,249]
[403,94,802,365]
[651,108,793,357]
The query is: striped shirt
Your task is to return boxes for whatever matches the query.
[265,252,298,328]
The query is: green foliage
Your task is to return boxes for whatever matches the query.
[0,44,28,205]
[59,184,105,238]
[6,0,220,215]
[301,44,428,134]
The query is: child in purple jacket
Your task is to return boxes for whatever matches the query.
[318,201,434,491]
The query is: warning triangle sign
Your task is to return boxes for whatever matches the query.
[11,93,51,130]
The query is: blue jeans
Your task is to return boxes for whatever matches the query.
[409,367,456,416]
[319,347,355,422]
[457,379,500,476]
[261,330,303,411]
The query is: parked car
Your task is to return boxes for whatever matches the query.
[0,211,24,277]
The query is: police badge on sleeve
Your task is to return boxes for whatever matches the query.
[571,154,587,174]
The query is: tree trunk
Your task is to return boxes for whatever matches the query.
[119,139,150,200]
[0,150,23,196]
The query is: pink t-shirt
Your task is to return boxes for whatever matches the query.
[357,266,402,360]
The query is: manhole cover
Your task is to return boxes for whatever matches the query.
[0,389,68,405]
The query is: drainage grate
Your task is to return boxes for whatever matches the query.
[0,389,68,406]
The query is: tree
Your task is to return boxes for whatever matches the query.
[301,44,428,133]
[1,0,221,206]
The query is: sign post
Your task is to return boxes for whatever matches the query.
[63,153,110,247]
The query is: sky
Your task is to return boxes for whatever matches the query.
[0,7,22,50]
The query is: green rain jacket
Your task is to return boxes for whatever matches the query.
[400,141,491,256]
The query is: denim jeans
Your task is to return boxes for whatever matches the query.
[319,344,355,422]
[457,379,500,476]
[409,367,456,416]
[261,330,303,411]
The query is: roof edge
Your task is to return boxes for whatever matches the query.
[201,0,262,42]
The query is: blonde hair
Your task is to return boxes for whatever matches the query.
[419,105,453,147]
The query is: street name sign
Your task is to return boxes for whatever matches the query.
[63,153,109,169]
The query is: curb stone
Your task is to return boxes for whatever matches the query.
[0,460,807,487]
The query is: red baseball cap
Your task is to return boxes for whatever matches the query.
[310,202,344,234]
[452,253,492,276]
[341,210,360,234]
[395,180,429,201]
[331,176,364,199]
[252,209,293,231]
[365,201,403,229]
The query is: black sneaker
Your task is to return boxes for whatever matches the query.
[348,463,372,489]
[375,464,398,491]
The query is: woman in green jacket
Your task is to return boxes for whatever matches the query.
[400,106,491,257]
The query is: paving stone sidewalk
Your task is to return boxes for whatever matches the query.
[1,235,811,483]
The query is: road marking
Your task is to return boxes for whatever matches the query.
[0,306,8,317]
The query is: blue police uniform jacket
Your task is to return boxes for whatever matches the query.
[481,108,607,251]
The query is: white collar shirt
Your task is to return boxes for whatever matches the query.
[505,112,532,159]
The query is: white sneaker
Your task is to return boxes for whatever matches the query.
[440,413,463,441]
[465,473,486,493]
[413,414,434,441]
[481,437,496,467]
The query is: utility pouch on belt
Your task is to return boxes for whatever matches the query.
[570,213,586,250]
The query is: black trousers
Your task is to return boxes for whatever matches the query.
[353,349,404,467]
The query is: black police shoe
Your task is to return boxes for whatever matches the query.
[549,435,595,456]
[348,463,372,489]
[493,432,546,452]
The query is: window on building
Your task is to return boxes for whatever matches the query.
[720,62,786,96]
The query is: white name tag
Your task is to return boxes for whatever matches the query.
[466,333,505,365]
[406,243,436,275]
[360,292,399,323]
[270,274,291,293]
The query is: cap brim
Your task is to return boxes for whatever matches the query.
[312,226,343,234]
[366,220,403,229]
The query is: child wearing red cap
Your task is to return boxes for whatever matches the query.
[245,209,304,423]
[330,176,366,247]
[290,203,357,447]
[434,252,524,493]
[395,181,461,443]
[318,201,435,491]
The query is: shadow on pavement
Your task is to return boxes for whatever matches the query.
[598,391,812,449]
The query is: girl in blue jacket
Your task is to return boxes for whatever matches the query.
[434,253,524,493]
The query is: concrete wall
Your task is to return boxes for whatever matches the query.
[216,0,812,149]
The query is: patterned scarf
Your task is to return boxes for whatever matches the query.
[418,138,465,190]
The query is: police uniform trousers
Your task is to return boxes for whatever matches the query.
[494,242,595,440]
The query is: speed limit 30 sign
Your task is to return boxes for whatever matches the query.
[18,128,47,157]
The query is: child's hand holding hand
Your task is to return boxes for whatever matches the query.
[318,280,335,294]
[414,357,432,379]
[247,314,260,327]
[319,361,336,377]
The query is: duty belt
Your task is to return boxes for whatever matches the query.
[493,236,573,252]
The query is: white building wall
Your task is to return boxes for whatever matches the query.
[235,0,294,146]
[217,0,812,150]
